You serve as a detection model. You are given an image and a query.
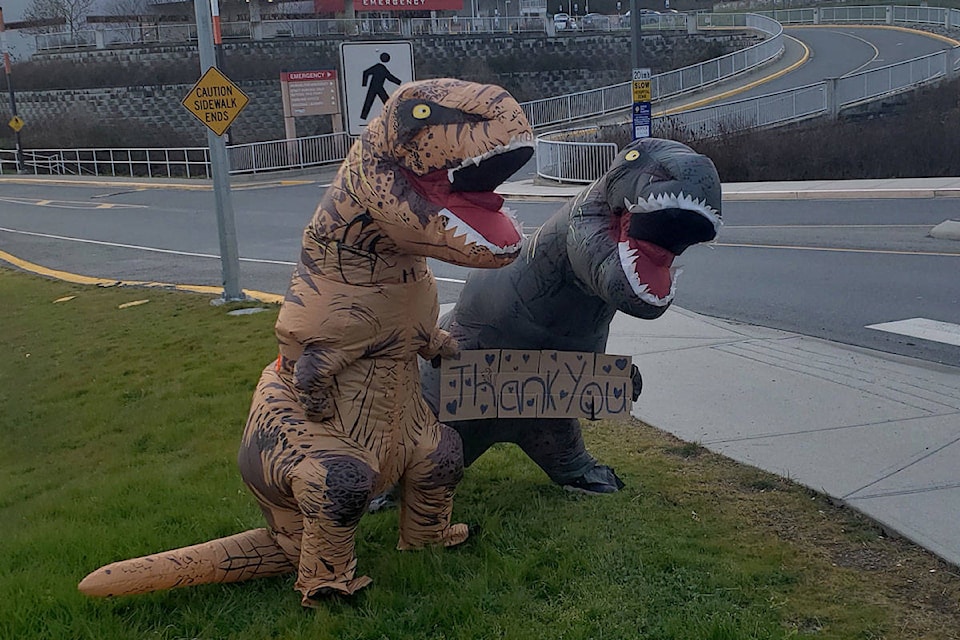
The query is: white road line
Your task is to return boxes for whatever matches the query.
[0,225,468,283]
[866,318,960,347]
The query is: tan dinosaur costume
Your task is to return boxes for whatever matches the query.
[78,78,534,606]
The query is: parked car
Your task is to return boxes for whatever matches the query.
[581,13,609,30]
[553,12,571,31]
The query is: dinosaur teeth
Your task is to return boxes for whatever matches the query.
[625,190,723,233]
[448,135,537,182]
[441,208,522,256]
[617,241,677,307]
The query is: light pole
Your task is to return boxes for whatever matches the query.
[0,6,25,174]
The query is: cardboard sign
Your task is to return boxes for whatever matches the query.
[440,350,633,422]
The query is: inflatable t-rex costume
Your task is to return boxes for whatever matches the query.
[79,79,534,606]
[421,137,722,494]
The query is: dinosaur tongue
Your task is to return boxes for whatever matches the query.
[627,239,675,298]
[617,215,677,303]
[409,169,521,249]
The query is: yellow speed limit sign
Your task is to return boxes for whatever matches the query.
[8,115,25,132]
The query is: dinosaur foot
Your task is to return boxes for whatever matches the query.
[301,575,373,607]
[367,486,399,513]
[397,523,469,551]
[562,465,625,495]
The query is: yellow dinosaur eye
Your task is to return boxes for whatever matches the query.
[624,150,640,161]
[412,104,431,120]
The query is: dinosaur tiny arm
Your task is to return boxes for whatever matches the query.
[293,343,354,421]
[418,327,459,364]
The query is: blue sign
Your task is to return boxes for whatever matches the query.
[633,102,651,140]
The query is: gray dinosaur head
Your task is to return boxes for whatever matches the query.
[566,137,722,316]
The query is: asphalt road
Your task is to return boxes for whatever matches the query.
[2,26,958,368]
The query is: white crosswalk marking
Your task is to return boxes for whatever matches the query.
[866,318,960,347]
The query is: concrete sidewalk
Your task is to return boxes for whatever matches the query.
[497,175,960,568]
[605,306,960,568]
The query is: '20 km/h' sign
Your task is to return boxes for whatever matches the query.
[181,66,250,136]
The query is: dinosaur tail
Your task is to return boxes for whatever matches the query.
[78,528,294,597]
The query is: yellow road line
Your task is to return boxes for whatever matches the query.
[0,248,284,304]
[656,35,812,117]
[789,23,960,47]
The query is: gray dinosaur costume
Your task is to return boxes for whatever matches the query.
[421,137,723,493]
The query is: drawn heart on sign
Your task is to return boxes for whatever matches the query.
[522,353,530,363]
[602,364,612,373]
[466,379,472,387]
[504,354,512,362]
[613,387,623,399]
[448,379,456,388]
[615,358,629,370]
[526,398,536,407]
[446,401,458,415]
[550,352,558,361]
[480,403,489,414]
[485,353,496,365]
[559,390,568,399]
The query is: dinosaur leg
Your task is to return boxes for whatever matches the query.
[515,418,624,493]
[397,423,469,550]
[291,452,378,606]
[77,528,295,597]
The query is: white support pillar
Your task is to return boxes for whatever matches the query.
[249,0,263,41]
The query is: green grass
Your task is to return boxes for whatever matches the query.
[2,268,958,640]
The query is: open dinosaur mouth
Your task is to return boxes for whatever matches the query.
[617,235,678,307]
[617,191,722,306]
[405,144,533,256]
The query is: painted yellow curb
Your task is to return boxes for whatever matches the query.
[0,248,284,305]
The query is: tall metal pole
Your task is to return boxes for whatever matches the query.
[193,0,243,301]
[629,0,642,71]
[209,0,230,145]
[0,7,26,174]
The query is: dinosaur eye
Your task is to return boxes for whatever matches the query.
[412,104,432,120]
[624,150,640,161]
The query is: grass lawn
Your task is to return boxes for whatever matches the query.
[1,268,958,640]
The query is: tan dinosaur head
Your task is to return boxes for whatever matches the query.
[351,78,535,268]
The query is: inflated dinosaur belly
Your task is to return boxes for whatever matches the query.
[422,137,722,493]
[79,78,534,606]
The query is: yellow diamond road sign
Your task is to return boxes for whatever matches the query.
[181,66,249,137]
[8,115,25,133]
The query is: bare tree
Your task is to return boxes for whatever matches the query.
[23,0,97,34]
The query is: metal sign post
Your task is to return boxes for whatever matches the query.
[189,0,244,302]
[632,67,652,140]
[0,6,25,174]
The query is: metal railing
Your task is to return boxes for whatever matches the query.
[521,13,783,129]
[536,137,619,183]
[228,132,354,175]
[7,8,959,180]
[35,12,693,50]
[0,147,213,178]
[536,6,960,182]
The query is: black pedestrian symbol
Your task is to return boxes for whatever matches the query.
[360,52,402,120]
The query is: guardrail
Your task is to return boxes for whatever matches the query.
[536,138,619,183]
[522,13,783,129]
[6,8,959,179]
[35,12,692,50]
[538,6,960,182]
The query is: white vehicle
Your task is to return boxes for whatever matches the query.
[553,12,571,31]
